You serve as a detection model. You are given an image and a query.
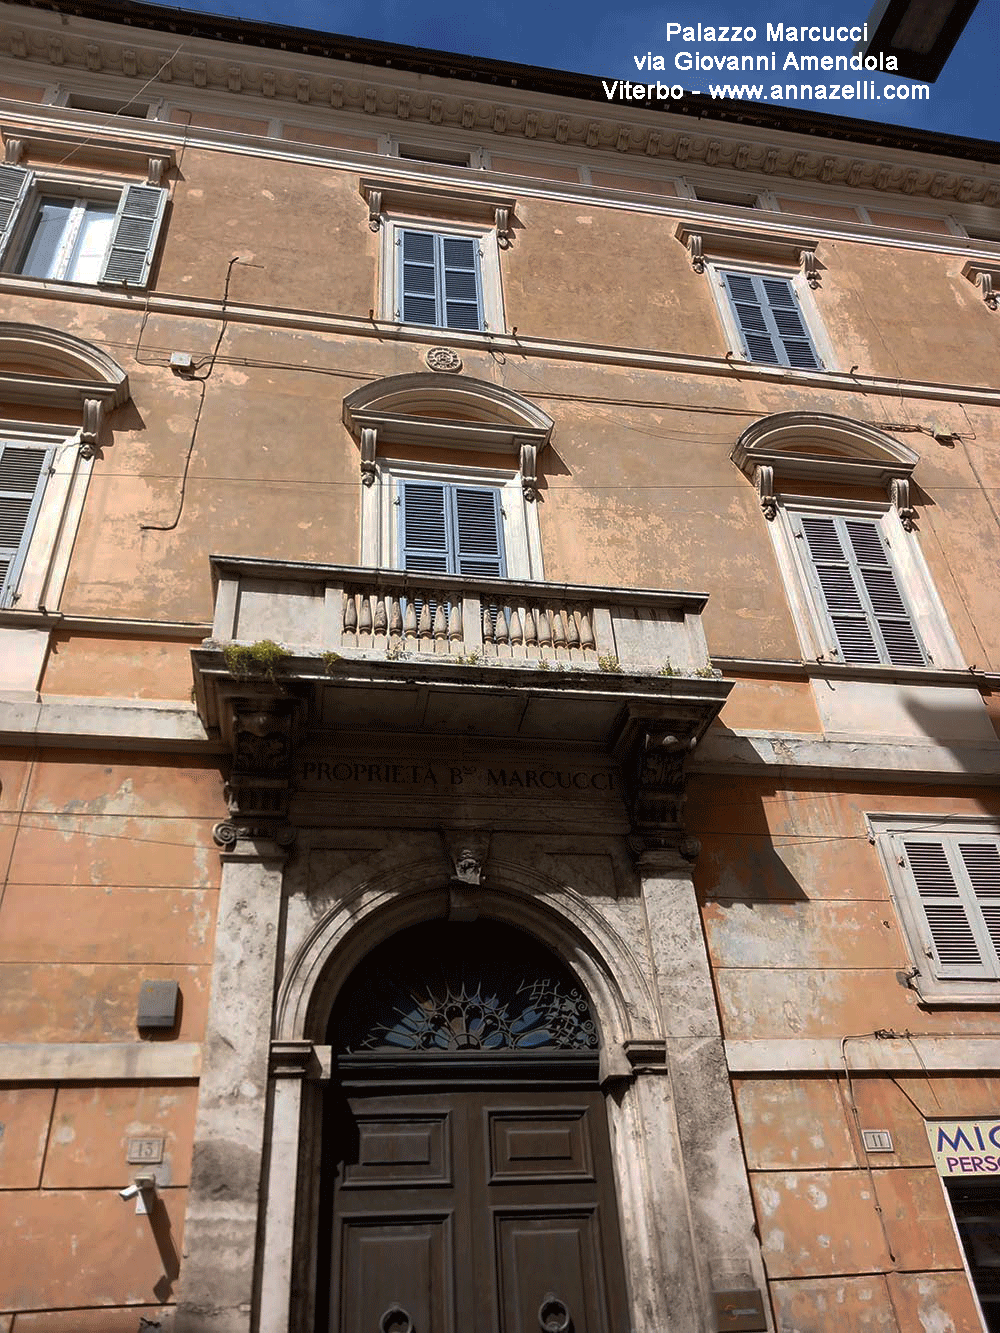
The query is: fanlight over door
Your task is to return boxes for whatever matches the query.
[321,921,630,1333]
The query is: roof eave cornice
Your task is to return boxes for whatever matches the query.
[1,0,997,209]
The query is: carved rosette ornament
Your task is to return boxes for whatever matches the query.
[425,346,463,373]
[213,703,299,854]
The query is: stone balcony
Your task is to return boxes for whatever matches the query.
[192,556,731,752]
[206,558,716,671]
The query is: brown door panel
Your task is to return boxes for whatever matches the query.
[332,1213,457,1333]
[493,1209,609,1333]
[344,1113,453,1189]
[327,1087,629,1333]
[486,1109,595,1184]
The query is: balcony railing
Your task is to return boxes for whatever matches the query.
[208,559,714,675]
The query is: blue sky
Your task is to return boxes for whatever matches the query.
[156,0,999,142]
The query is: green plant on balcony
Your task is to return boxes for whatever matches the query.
[597,654,621,673]
[222,639,288,682]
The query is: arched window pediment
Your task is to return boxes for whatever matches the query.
[344,372,553,499]
[0,322,130,411]
[0,322,130,455]
[732,411,918,527]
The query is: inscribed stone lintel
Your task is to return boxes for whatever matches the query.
[296,754,620,800]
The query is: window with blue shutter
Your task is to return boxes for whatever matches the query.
[398,229,484,331]
[0,163,166,289]
[722,271,821,369]
[0,442,52,606]
[399,481,505,576]
[895,835,1000,981]
[794,512,925,667]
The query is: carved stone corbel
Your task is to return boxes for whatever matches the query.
[687,232,705,273]
[4,139,24,165]
[495,205,512,249]
[754,463,776,520]
[79,398,104,459]
[214,702,300,855]
[623,725,697,860]
[360,427,377,487]
[519,439,539,502]
[801,249,820,289]
[367,188,382,232]
[146,157,167,187]
[890,477,917,531]
[977,271,997,310]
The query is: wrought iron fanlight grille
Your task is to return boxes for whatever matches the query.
[331,921,598,1055]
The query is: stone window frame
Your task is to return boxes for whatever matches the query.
[0,136,172,289]
[868,813,1000,1006]
[344,372,551,581]
[371,455,541,580]
[361,177,513,333]
[733,412,964,672]
[675,220,836,371]
[0,323,129,611]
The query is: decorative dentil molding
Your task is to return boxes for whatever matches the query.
[0,9,997,209]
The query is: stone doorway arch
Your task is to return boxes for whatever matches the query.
[317,918,630,1333]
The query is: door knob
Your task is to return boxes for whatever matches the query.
[378,1304,413,1333]
[538,1293,571,1332]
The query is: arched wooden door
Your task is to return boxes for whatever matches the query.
[319,921,631,1333]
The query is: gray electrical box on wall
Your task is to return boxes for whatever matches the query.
[137,980,179,1030]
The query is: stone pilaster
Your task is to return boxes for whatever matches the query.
[172,834,290,1333]
[637,842,772,1328]
[258,1042,321,1333]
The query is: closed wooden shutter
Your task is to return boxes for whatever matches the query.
[723,271,821,369]
[453,486,504,577]
[399,481,451,572]
[400,230,438,327]
[398,229,483,330]
[441,237,482,331]
[899,836,1000,980]
[960,842,1000,967]
[0,442,51,606]
[98,184,167,287]
[796,513,924,666]
[0,165,33,265]
[399,481,504,575]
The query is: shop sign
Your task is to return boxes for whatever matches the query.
[927,1119,1000,1176]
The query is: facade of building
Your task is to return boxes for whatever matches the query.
[0,2,999,1330]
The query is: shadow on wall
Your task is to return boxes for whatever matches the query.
[150,1191,181,1300]
[687,734,809,908]
[903,687,1000,754]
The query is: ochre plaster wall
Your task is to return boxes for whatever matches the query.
[691,778,1000,1329]
[0,750,220,1321]
[692,778,1000,1041]
[735,1073,996,1332]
